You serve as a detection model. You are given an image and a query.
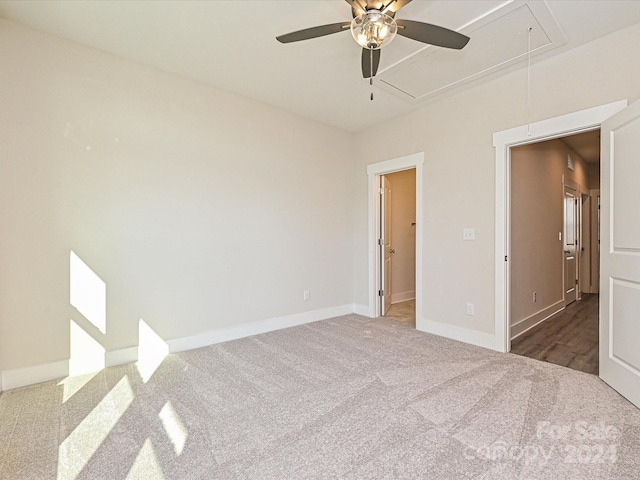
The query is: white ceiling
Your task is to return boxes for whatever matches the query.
[2,0,640,132]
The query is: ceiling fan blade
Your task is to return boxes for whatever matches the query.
[382,0,412,14]
[276,22,351,43]
[362,48,381,78]
[395,20,470,49]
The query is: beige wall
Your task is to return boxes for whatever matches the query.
[3,17,640,375]
[385,169,416,303]
[510,139,589,334]
[0,20,355,372]
[352,22,640,336]
[589,163,601,190]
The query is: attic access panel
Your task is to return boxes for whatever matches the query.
[377,1,566,103]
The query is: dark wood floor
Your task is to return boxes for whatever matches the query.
[510,294,599,375]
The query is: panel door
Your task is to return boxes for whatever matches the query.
[600,100,640,408]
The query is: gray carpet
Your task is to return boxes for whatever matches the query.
[1,314,639,479]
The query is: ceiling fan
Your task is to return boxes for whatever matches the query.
[276,0,470,82]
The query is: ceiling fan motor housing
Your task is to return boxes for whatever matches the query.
[351,10,398,50]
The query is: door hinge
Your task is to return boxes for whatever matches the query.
[378,289,384,296]
[379,187,384,195]
[505,255,508,262]
[378,238,384,245]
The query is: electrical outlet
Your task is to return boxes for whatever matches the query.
[533,292,537,302]
[463,228,475,241]
[303,290,310,301]
[466,303,475,316]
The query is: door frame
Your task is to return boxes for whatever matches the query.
[367,152,424,324]
[590,189,601,294]
[579,191,590,297]
[563,182,580,307]
[493,100,627,353]
[380,175,392,315]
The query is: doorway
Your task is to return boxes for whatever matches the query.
[507,131,601,374]
[379,169,417,325]
[493,100,626,355]
[366,152,424,328]
[495,99,640,409]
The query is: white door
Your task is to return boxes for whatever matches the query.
[580,193,591,296]
[564,185,579,306]
[600,100,640,408]
[380,176,392,315]
[591,191,600,294]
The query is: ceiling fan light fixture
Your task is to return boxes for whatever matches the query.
[350,10,397,50]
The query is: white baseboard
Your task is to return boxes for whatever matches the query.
[417,318,501,351]
[1,360,69,392]
[510,300,565,339]
[352,303,372,317]
[1,304,354,392]
[167,304,353,353]
[391,291,415,304]
[105,346,138,368]
[1,346,140,392]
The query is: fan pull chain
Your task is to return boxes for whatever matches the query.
[526,27,532,136]
[370,48,374,101]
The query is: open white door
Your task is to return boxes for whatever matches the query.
[380,176,392,315]
[564,185,579,306]
[600,100,640,408]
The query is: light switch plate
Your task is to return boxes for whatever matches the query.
[463,228,475,241]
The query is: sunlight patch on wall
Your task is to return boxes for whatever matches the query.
[136,319,168,383]
[70,251,106,334]
[125,438,166,480]
[159,401,188,456]
[69,320,105,376]
[57,375,134,480]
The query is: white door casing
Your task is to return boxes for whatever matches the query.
[564,185,578,306]
[599,100,640,409]
[381,177,392,315]
[580,193,591,296]
[367,153,424,322]
[591,190,601,294]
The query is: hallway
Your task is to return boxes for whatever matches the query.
[511,294,599,374]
